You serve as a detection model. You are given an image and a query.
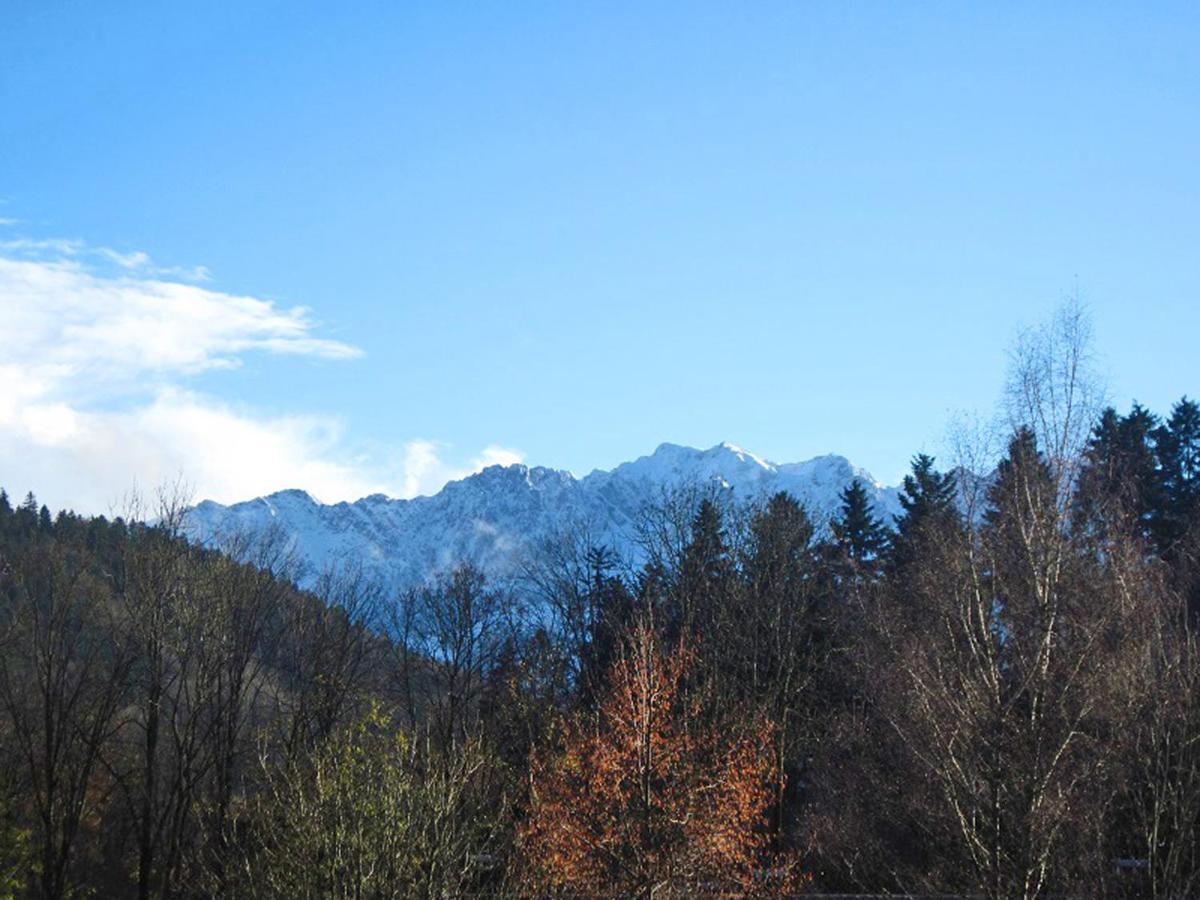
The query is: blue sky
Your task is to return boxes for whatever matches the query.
[1,2,1197,512]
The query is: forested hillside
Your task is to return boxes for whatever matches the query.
[2,335,1199,897]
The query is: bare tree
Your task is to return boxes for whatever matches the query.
[193,528,292,895]
[1004,295,1105,511]
[0,537,132,899]
[859,304,1141,898]
[113,486,220,900]
[271,562,381,761]
[415,565,511,751]
[1118,552,1200,897]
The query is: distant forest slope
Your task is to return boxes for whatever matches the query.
[1,393,1199,897]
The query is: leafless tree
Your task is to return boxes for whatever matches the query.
[1004,295,1105,511]
[271,562,382,761]
[113,485,220,900]
[0,537,133,899]
[192,527,293,895]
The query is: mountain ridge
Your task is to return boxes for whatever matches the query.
[186,442,903,589]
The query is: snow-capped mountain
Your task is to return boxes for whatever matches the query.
[186,442,902,590]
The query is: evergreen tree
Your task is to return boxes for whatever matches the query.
[889,454,959,575]
[579,546,635,704]
[984,427,1060,618]
[745,492,815,599]
[831,480,890,566]
[13,493,38,537]
[675,499,732,637]
[986,427,1057,531]
[1075,404,1160,543]
[1153,397,1200,552]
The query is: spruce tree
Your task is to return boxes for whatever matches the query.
[13,492,38,537]
[889,454,959,575]
[985,427,1059,594]
[745,492,814,597]
[675,499,732,637]
[1154,397,1200,552]
[1075,403,1160,543]
[831,479,890,566]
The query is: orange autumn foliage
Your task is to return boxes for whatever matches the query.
[519,622,805,897]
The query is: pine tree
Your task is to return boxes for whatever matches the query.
[13,493,38,537]
[675,499,732,637]
[889,454,959,575]
[831,480,890,567]
[1074,404,1160,543]
[986,427,1057,530]
[745,492,814,599]
[1154,397,1200,553]
[580,547,635,704]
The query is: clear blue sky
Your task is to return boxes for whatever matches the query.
[1,2,1197,510]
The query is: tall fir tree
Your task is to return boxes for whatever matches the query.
[889,454,959,576]
[1153,397,1200,553]
[831,479,890,567]
[674,498,732,638]
[984,427,1059,584]
[1074,403,1160,543]
[744,492,815,599]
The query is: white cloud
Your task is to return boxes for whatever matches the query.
[0,239,522,514]
[397,440,525,499]
[0,255,358,385]
[0,237,211,281]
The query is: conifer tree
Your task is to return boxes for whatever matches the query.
[8,493,38,539]
[1074,404,1160,543]
[1154,397,1200,552]
[889,454,959,575]
[831,480,889,567]
[985,426,1058,545]
[675,499,732,637]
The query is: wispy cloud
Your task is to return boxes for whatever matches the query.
[400,441,525,499]
[0,236,212,281]
[0,237,521,513]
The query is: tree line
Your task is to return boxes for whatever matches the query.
[1,312,1199,897]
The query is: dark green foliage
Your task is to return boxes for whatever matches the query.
[673,498,733,637]
[986,426,1056,527]
[830,479,891,567]
[889,453,960,576]
[1075,403,1161,542]
[1154,397,1200,552]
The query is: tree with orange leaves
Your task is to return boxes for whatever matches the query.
[519,619,804,897]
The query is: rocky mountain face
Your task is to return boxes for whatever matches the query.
[186,442,903,590]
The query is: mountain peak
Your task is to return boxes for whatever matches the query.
[188,440,903,590]
[711,441,773,470]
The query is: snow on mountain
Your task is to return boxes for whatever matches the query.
[186,442,903,590]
